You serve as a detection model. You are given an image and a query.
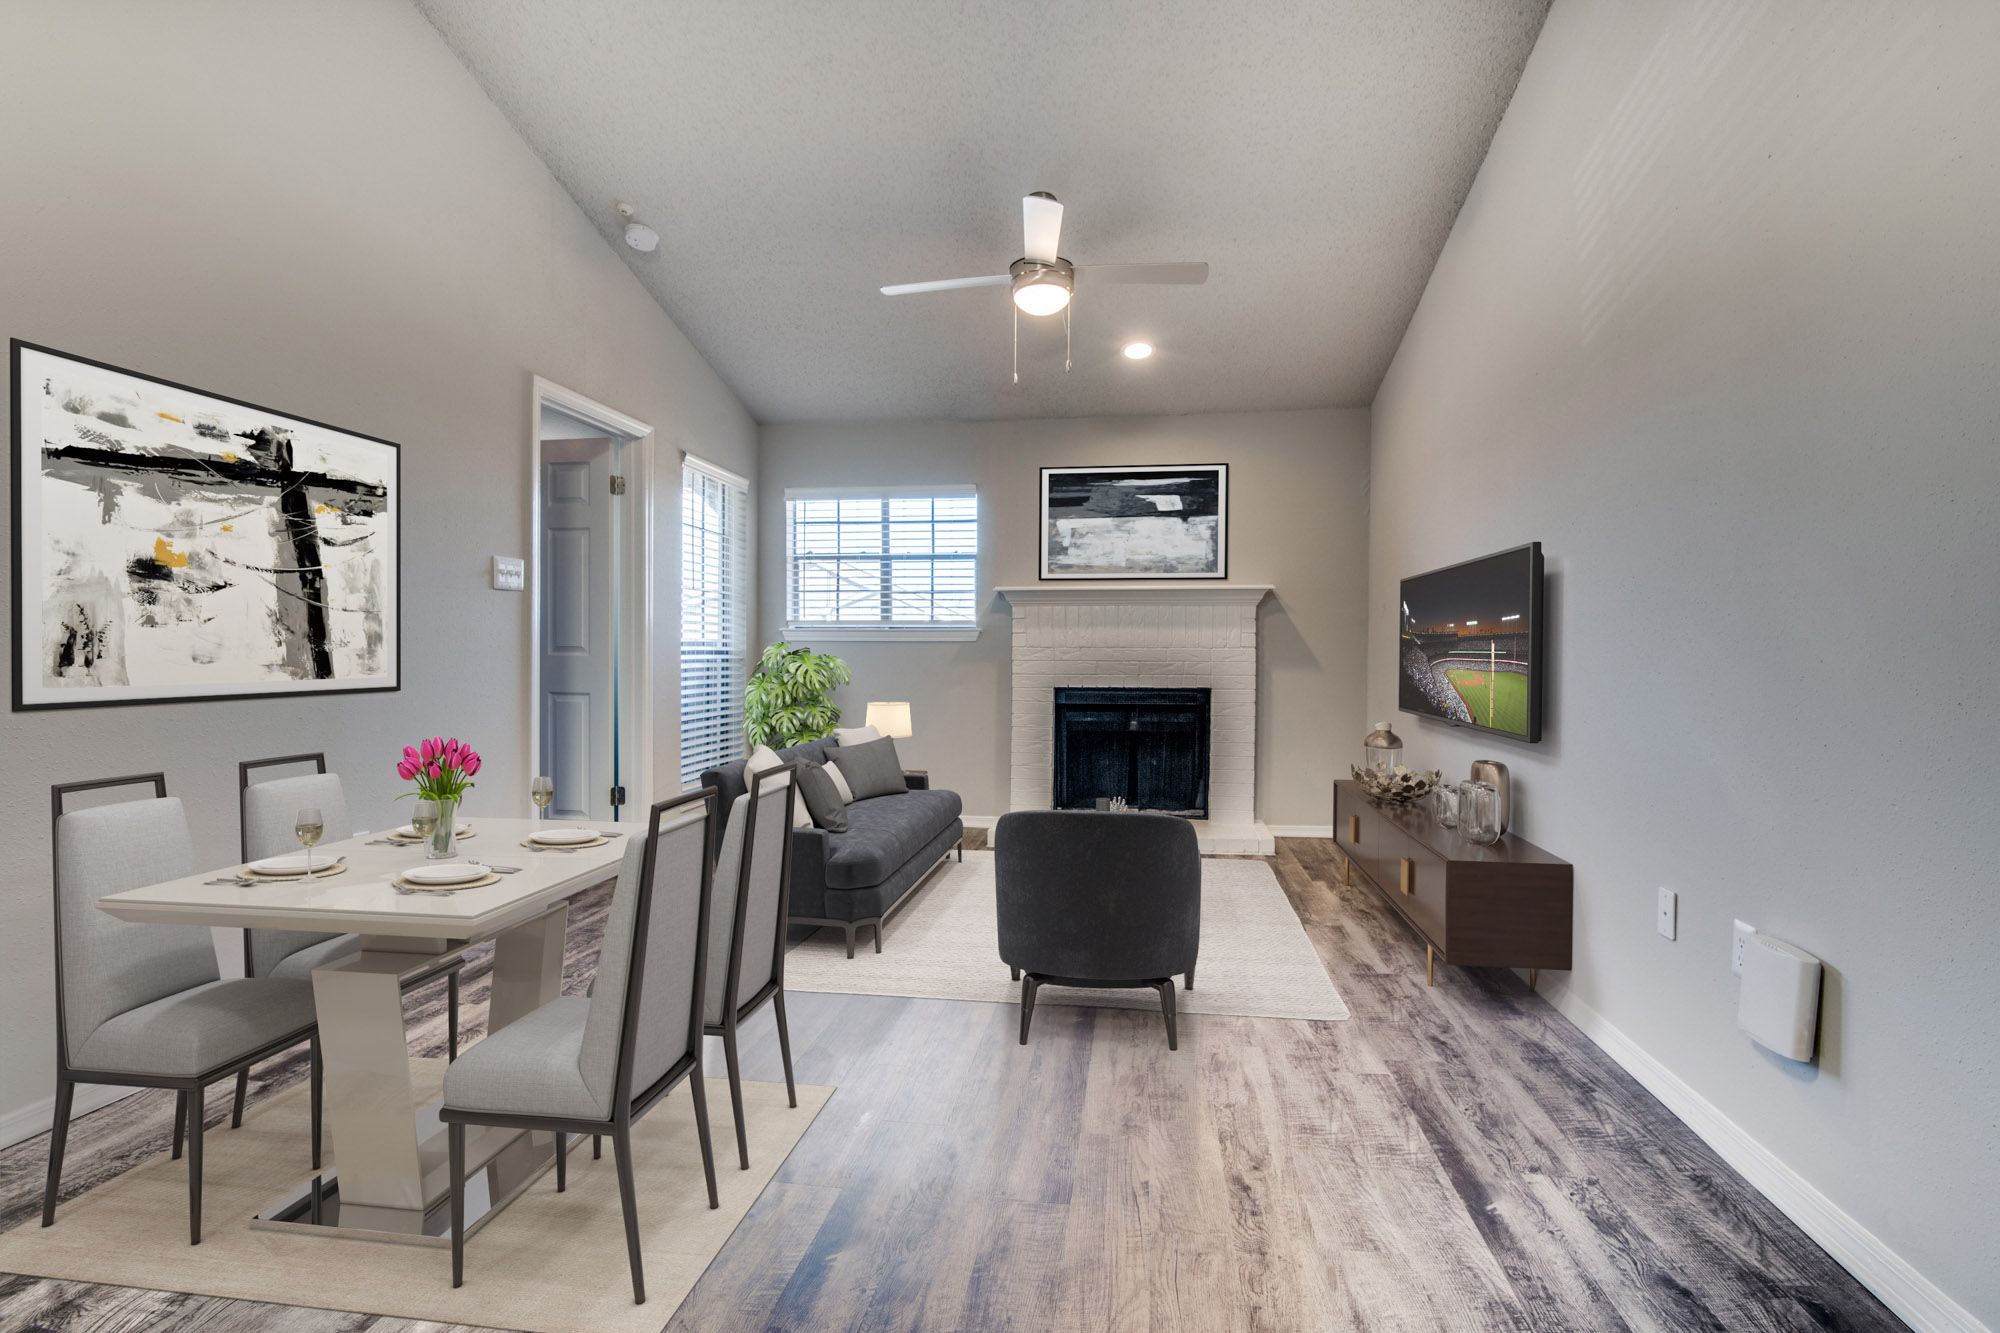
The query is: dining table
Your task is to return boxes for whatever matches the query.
[94,816,629,1244]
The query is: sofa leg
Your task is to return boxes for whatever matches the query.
[844,924,856,960]
[872,921,882,954]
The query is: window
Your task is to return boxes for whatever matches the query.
[785,486,978,639]
[680,458,749,783]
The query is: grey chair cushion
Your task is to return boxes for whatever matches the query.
[70,977,318,1078]
[793,761,849,833]
[704,776,792,1026]
[268,934,362,980]
[442,995,601,1119]
[243,773,355,977]
[56,797,216,1062]
[828,736,908,801]
[822,788,963,889]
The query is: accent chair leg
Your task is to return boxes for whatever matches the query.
[612,1123,646,1304]
[1185,964,1196,991]
[231,1068,249,1129]
[593,1135,602,1160]
[1019,975,1040,1045]
[555,1130,567,1192]
[773,988,798,1109]
[1157,979,1179,1051]
[844,924,855,960]
[187,1089,205,1245]
[449,1122,465,1289]
[689,1069,720,1210]
[721,1021,749,1170]
[41,1077,73,1227]
[447,971,460,1061]
[1010,965,1020,981]
[309,1034,323,1171]
[172,1090,187,1160]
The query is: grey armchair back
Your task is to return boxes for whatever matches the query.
[241,767,351,977]
[994,810,1201,1048]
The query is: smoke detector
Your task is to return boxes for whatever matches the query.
[616,202,660,253]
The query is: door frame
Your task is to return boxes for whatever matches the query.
[527,376,655,821]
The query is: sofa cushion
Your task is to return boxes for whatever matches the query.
[828,736,908,801]
[821,787,962,888]
[794,760,850,832]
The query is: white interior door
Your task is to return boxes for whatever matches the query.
[539,438,615,822]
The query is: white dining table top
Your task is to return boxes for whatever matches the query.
[94,817,629,940]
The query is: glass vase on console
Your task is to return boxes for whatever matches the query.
[1457,780,1501,844]
[1362,721,1404,778]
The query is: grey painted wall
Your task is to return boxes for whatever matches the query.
[757,409,1369,827]
[0,1,756,1133]
[1367,0,2000,1320]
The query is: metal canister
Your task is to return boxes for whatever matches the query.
[1469,759,1510,835]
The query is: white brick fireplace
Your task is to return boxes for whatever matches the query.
[996,585,1275,854]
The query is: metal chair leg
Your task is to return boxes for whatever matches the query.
[1156,979,1179,1051]
[773,988,798,1109]
[1185,964,1196,992]
[1010,965,1020,981]
[41,1077,73,1227]
[689,1067,720,1210]
[593,1134,602,1159]
[309,1035,323,1171]
[612,1124,646,1304]
[1019,975,1040,1045]
[187,1089,205,1245]
[555,1130,567,1192]
[231,1068,249,1128]
[447,971,460,1061]
[172,1089,187,1160]
[449,1122,465,1289]
[721,1021,750,1170]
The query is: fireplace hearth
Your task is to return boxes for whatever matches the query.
[1052,687,1211,817]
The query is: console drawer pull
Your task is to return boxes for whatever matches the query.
[1348,815,1360,844]
[1400,857,1415,895]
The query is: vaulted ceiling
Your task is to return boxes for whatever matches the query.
[416,0,1549,422]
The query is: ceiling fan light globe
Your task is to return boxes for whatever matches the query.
[1013,282,1071,317]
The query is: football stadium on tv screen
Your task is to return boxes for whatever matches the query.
[1398,543,1541,741]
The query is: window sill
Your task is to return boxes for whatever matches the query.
[784,624,981,643]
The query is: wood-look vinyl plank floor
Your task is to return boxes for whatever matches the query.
[0,835,1903,1332]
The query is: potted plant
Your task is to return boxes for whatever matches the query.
[743,641,851,748]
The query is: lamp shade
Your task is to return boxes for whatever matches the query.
[864,701,914,739]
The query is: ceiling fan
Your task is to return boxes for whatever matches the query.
[880,192,1207,380]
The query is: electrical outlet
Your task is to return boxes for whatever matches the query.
[1733,920,1756,977]
[1657,886,1677,940]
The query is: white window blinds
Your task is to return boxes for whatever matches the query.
[680,458,749,782]
[785,487,977,628]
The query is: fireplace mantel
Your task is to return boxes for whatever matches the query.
[995,584,1273,607]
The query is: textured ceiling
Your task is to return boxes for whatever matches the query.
[415,0,1549,422]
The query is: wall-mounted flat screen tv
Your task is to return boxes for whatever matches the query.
[1398,542,1543,742]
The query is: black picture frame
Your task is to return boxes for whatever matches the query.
[1038,462,1229,580]
[12,339,403,711]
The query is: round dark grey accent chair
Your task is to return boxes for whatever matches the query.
[994,810,1201,1049]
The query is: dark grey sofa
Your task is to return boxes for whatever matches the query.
[702,739,963,958]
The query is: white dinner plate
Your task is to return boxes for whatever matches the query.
[401,862,490,886]
[529,827,600,845]
[395,824,470,839]
[248,853,324,874]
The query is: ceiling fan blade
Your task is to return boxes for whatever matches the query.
[1075,262,1209,285]
[880,274,1012,296]
[1022,193,1064,262]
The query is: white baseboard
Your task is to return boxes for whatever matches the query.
[1266,824,1333,839]
[1541,979,1988,1333]
[959,813,1000,830]
[0,1083,137,1151]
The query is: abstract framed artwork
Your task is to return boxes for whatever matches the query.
[1039,463,1228,580]
[11,340,400,710]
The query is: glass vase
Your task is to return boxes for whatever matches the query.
[1457,781,1501,845]
[428,798,458,859]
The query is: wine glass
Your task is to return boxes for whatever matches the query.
[295,806,324,874]
[531,776,554,821]
[411,799,439,850]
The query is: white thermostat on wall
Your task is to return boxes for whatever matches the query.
[491,556,525,592]
[1737,933,1822,1062]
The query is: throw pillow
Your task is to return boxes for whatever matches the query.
[744,745,810,827]
[824,761,856,804]
[793,760,850,833]
[831,724,881,748]
[828,736,908,801]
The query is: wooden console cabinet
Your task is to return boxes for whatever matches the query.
[1333,780,1572,984]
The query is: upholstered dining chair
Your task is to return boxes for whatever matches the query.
[45,774,324,1244]
[703,762,801,1170]
[441,787,721,1305]
[994,810,1201,1050]
[235,752,463,1136]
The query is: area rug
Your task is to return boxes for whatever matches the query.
[789,851,1349,1021]
[0,1059,831,1333]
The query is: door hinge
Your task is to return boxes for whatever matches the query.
[608,475,628,496]
[609,785,627,806]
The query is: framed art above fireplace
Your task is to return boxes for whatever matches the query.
[1039,462,1227,579]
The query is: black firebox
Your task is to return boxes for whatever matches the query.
[1051,687,1211,817]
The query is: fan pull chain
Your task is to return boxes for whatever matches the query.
[1012,305,1019,385]
[1064,306,1072,373]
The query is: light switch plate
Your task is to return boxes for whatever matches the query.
[1657,886,1677,940]
[492,556,525,592]
[1733,919,1756,977]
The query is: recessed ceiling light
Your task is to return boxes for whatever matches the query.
[1122,341,1154,360]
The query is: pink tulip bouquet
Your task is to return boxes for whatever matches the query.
[396,736,480,802]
